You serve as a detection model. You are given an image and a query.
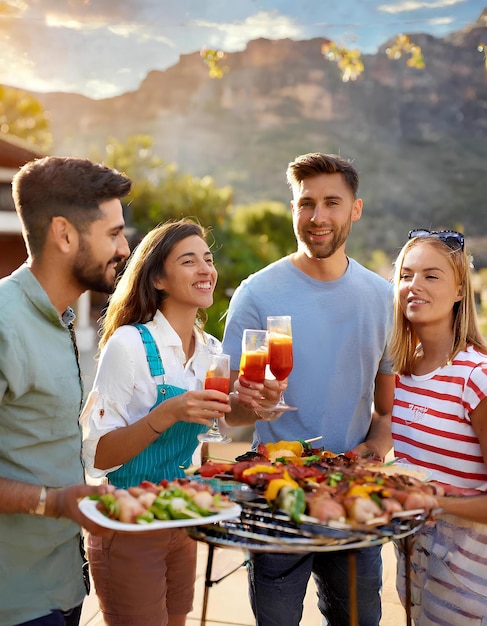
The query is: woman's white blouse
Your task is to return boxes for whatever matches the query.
[81,310,221,479]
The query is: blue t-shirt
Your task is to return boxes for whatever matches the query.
[222,256,393,452]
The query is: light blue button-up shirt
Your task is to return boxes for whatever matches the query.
[0,264,87,625]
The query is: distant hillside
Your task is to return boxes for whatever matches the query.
[28,8,487,257]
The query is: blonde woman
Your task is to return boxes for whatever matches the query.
[390,229,487,624]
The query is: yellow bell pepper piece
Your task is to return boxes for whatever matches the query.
[265,440,304,458]
[346,483,383,498]
[264,470,299,502]
[241,465,282,477]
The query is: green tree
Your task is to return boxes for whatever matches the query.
[231,201,295,258]
[92,135,232,230]
[92,136,298,338]
[0,85,52,151]
[208,202,296,336]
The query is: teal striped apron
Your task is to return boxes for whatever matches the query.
[107,324,207,488]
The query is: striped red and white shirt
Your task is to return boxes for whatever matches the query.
[392,345,487,491]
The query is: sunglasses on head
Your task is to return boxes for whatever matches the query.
[408,229,464,251]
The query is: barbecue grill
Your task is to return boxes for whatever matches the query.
[188,491,426,625]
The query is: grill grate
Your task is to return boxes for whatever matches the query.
[187,497,427,553]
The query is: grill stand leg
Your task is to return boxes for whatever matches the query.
[200,543,215,626]
[348,551,358,626]
[404,536,412,626]
[200,543,249,626]
[395,535,414,626]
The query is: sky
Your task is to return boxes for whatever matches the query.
[0,0,484,99]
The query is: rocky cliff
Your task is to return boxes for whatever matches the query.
[30,8,487,253]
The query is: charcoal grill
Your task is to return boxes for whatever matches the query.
[188,494,426,625]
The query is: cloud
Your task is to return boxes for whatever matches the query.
[84,78,124,99]
[428,16,455,24]
[378,0,466,14]
[40,0,139,25]
[41,2,175,46]
[0,0,181,97]
[108,23,174,46]
[0,0,28,17]
[191,10,304,50]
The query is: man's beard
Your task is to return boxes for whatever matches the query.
[299,218,352,259]
[72,237,123,294]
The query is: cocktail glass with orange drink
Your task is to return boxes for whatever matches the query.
[240,329,268,384]
[198,353,232,443]
[266,315,297,411]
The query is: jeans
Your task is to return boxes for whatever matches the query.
[313,546,383,625]
[16,605,83,626]
[248,546,382,626]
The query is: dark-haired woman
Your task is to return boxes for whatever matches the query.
[81,218,231,626]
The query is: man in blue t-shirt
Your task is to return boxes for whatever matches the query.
[224,152,394,626]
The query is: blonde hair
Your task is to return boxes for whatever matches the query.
[390,236,487,375]
[99,218,210,350]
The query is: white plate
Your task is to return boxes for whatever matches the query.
[79,498,242,532]
[372,462,433,482]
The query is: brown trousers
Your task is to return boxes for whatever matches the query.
[88,528,197,625]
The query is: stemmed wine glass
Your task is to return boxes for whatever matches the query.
[266,315,297,411]
[239,329,276,419]
[198,353,232,443]
[239,329,268,384]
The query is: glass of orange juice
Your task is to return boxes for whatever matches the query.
[198,353,231,443]
[266,315,297,411]
[240,329,268,383]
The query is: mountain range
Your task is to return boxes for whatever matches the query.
[24,7,487,259]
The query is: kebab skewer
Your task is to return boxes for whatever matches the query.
[197,440,441,526]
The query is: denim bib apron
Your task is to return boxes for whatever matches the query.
[107,323,207,489]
